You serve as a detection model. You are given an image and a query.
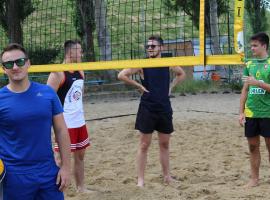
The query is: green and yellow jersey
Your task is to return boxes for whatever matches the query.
[243,58,270,118]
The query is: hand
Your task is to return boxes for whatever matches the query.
[56,166,71,192]
[169,87,172,96]
[138,85,149,94]
[242,76,260,86]
[239,113,246,127]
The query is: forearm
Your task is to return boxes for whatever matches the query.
[55,129,71,168]
[239,87,248,114]
[119,75,142,89]
[243,75,270,92]
[258,81,270,92]
[171,76,184,88]
[170,73,186,92]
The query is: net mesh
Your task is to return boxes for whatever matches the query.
[0,0,256,86]
[0,0,240,64]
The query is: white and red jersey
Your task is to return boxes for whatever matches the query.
[57,71,85,128]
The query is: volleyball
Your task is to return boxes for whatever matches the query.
[0,159,5,182]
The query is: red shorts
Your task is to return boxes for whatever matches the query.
[55,124,90,152]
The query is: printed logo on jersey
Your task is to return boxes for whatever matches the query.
[256,71,261,79]
[36,92,43,97]
[73,91,81,101]
[249,80,266,95]
[264,64,268,69]
[249,87,266,95]
[68,85,82,103]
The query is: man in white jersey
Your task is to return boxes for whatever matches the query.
[47,40,90,193]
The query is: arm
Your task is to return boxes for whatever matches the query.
[242,75,270,92]
[47,72,64,92]
[118,68,149,93]
[53,113,71,191]
[239,83,248,126]
[169,66,186,95]
[79,70,85,94]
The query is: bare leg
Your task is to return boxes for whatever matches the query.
[137,133,152,187]
[73,149,88,192]
[264,137,270,182]
[158,133,172,184]
[245,136,260,188]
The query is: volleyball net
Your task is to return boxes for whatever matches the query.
[0,0,246,75]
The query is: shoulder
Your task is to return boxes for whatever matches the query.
[32,82,55,93]
[119,68,142,75]
[78,71,85,78]
[170,66,184,73]
[0,86,6,93]
[0,86,8,98]
[49,71,64,79]
[32,81,50,89]
[246,60,253,66]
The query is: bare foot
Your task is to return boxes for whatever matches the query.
[76,188,94,194]
[164,176,179,185]
[164,175,173,184]
[243,179,259,188]
[137,179,144,187]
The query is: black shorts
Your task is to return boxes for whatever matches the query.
[135,104,174,134]
[245,117,270,138]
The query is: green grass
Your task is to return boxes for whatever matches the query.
[0,0,205,62]
[172,79,237,94]
[0,0,266,63]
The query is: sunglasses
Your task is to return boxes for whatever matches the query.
[2,58,28,69]
[145,44,159,49]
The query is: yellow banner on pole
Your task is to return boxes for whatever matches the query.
[199,0,205,65]
[234,0,245,55]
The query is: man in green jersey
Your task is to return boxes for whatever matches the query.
[239,32,270,188]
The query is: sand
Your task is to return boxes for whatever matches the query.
[65,93,270,200]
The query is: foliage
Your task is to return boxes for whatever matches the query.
[164,0,228,34]
[172,78,244,94]
[173,80,220,94]
[28,48,59,65]
[68,0,95,39]
[68,0,96,61]
[0,0,36,36]
[246,0,268,33]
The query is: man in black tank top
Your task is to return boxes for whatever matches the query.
[118,35,186,187]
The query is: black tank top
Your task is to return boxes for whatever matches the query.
[57,71,83,105]
[140,67,172,113]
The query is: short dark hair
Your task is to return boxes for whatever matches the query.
[250,32,269,50]
[64,39,81,55]
[1,43,28,61]
[148,35,164,45]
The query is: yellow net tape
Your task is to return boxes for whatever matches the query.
[0,0,245,74]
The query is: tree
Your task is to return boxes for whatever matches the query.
[70,0,96,61]
[246,0,268,33]
[209,0,222,55]
[0,0,35,44]
[164,0,228,76]
[95,0,116,79]
[95,0,112,61]
[164,0,228,36]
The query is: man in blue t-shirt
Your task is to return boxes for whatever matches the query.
[0,43,71,199]
[118,35,186,187]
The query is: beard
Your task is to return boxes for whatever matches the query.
[148,51,160,58]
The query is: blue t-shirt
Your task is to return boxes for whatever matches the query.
[140,67,172,113]
[0,82,63,174]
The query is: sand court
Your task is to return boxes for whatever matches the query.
[65,93,270,200]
